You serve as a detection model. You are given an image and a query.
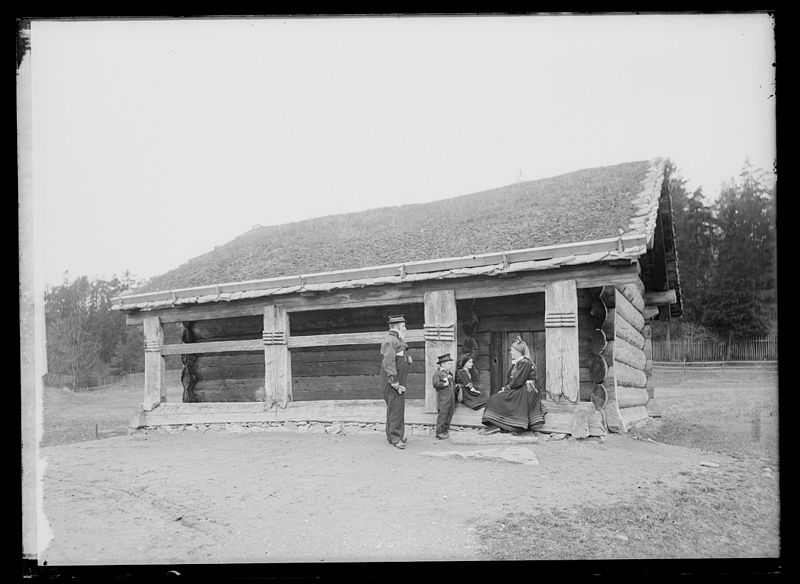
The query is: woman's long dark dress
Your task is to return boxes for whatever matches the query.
[481,357,546,431]
[455,368,489,410]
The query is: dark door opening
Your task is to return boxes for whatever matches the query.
[489,330,545,395]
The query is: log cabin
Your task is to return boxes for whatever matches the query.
[112,158,682,436]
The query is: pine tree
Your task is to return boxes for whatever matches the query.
[45,271,145,387]
[702,162,777,338]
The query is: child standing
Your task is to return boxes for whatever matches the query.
[432,353,455,439]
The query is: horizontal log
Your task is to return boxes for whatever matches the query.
[579,381,597,401]
[194,362,265,381]
[589,297,607,329]
[617,405,650,431]
[611,335,647,370]
[642,305,659,320]
[614,312,645,350]
[188,386,266,403]
[471,295,546,318]
[643,289,677,305]
[295,360,426,377]
[192,376,264,392]
[578,382,609,412]
[125,263,641,324]
[187,316,262,341]
[288,330,426,348]
[192,359,429,380]
[611,361,647,389]
[616,386,649,408]
[616,283,645,313]
[289,303,426,335]
[542,400,604,436]
[163,339,264,355]
[588,354,608,383]
[193,352,263,367]
[474,315,544,333]
[591,383,608,411]
[589,329,607,355]
[292,373,427,401]
[614,288,645,332]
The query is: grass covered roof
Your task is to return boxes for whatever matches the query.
[133,159,660,294]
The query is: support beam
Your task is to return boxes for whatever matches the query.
[161,330,427,355]
[143,316,167,410]
[264,305,291,409]
[288,329,425,348]
[642,305,660,320]
[545,280,580,403]
[162,339,263,355]
[424,289,457,413]
[643,289,677,305]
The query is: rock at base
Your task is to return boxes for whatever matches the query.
[419,446,539,465]
[449,432,539,445]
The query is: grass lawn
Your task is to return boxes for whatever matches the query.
[40,381,183,447]
[641,367,779,464]
[475,367,781,560]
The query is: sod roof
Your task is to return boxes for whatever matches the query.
[132,159,660,295]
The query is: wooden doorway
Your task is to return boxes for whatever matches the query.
[489,331,545,395]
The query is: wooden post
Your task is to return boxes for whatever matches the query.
[545,280,580,403]
[424,289,457,413]
[143,316,166,410]
[264,304,291,408]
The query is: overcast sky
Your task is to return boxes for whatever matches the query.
[25,14,776,289]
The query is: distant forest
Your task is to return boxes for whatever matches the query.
[43,160,776,387]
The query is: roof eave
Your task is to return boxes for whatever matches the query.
[111,235,648,313]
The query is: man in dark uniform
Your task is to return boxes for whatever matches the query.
[380,314,412,449]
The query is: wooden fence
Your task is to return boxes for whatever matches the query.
[652,337,778,362]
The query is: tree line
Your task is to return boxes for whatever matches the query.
[44,272,145,388]
[41,159,776,387]
[657,160,777,342]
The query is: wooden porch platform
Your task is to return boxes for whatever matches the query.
[134,398,607,437]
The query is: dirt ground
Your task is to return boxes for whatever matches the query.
[37,426,744,565]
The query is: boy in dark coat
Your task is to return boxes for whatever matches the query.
[432,353,455,439]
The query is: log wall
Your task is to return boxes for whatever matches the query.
[175,286,622,408]
[598,282,651,432]
[180,306,430,403]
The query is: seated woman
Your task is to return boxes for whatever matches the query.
[479,337,546,434]
[455,353,489,410]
